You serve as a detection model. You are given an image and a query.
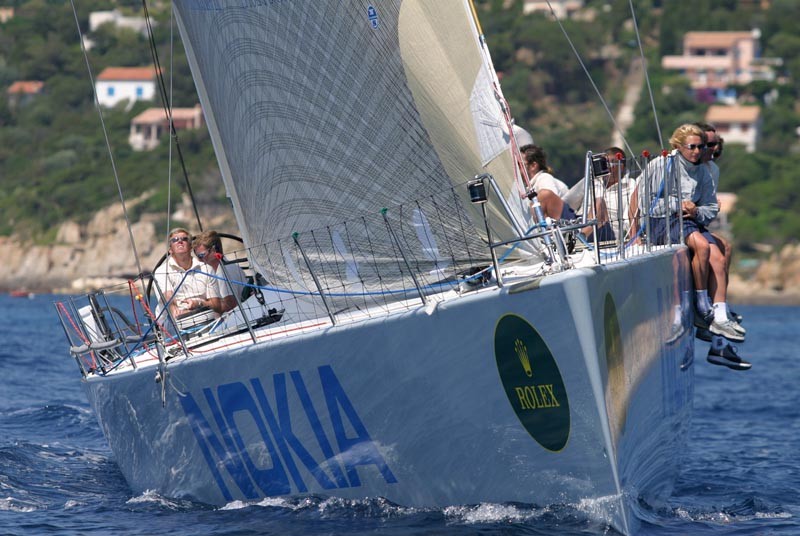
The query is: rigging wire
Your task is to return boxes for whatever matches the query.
[141,0,204,232]
[68,0,144,278]
[543,0,642,169]
[629,0,664,148]
[166,4,175,238]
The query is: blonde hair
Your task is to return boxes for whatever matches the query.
[168,227,190,240]
[669,123,705,149]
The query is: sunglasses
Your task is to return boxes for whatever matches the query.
[683,143,706,150]
[195,250,208,259]
[705,141,719,148]
[170,236,190,244]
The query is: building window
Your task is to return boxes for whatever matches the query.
[136,86,143,97]
[107,86,115,97]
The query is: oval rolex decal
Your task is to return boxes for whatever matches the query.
[494,314,570,451]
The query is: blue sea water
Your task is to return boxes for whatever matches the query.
[1,294,797,535]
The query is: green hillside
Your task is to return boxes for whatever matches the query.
[0,0,221,242]
[1,0,799,250]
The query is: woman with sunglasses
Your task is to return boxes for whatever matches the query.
[634,123,745,349]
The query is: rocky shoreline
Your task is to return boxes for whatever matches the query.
[727,242,800,305]
[2,197,237,295]
[2,200,799,305]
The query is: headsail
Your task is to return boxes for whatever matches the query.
[173,0,535,297]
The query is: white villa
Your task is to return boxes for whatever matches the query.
[523,0,584,18]
[89,9,150,34]
[95,66,157,109]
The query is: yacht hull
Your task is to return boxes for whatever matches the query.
[83,248,693,532]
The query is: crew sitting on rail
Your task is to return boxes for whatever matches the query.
[632,124,743,344]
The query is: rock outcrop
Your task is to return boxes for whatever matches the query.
[728,242,800,304]
[1,197,798,304]
[2,195,237,293]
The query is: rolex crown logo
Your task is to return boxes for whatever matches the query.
[515,338,532,377]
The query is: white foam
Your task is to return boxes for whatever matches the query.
[674,506,793,524]
[443,503,547,524]
[219,497,292,510]
[125,489,182,509]
[0,496,38,512]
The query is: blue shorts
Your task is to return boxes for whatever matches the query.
[561,204,578,221]
[649,217,716,246]
[591,222,615,242]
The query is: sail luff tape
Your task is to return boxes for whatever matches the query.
[468,0,484,36]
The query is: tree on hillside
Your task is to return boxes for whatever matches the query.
[731,154,800,246]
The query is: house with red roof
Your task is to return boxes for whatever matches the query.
[129,105,204,151]
[95,66,158,109]
[6,80,44,108]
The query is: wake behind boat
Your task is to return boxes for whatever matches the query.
[55,2,694,534]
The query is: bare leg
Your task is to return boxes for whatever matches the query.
[708,243,727,303]
[685,232,710,291]
[712,232,732,275]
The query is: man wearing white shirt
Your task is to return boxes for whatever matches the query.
[153,228,221,318]
[602,147,637,239]
[192,230,248,314]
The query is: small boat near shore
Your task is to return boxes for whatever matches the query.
[55,2,695,534]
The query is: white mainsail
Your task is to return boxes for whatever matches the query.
[173,0,535,296]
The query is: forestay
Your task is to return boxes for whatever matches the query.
[173,0,537,298]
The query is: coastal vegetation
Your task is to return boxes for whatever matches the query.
[0,0,798,253]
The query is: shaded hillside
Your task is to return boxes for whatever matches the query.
[0,0,799,251]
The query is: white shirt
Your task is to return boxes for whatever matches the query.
[601,176,636,223]
[213,260,247,300]
[153,255,220,312]
[530,170,569,198]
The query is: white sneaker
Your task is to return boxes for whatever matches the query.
[731,320,746,335]
[710,318,745,342]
